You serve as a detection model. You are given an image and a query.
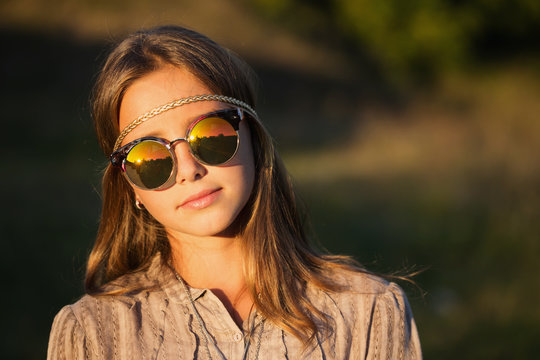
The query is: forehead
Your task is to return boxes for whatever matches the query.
[118,66,212,133]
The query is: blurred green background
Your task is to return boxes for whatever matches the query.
[2,0,539,358]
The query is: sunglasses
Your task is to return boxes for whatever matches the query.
[111,108,246,190]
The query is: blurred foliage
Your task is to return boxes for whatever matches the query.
[247,0,540,82]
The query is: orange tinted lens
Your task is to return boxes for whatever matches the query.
[125,141,173,189]
[188,117,238,164]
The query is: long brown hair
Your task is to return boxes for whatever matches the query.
[87,25,358,344]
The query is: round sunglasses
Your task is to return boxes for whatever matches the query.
[110,108,246,190]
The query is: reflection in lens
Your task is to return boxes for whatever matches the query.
[125,141,173,189]
[189,117,238,164]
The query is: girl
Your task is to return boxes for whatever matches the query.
[48,25,421,359]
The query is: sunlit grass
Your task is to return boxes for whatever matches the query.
[286,68,540,183]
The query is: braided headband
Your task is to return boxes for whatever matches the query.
[112,94,258,152]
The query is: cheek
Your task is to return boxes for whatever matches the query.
[238,161,255,207]
[236,125,256,195]
[135,191,181,231]
[132,185,170,214]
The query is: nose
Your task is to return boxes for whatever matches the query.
[170,139,207,184]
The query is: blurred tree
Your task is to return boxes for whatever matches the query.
[245,0,540,83]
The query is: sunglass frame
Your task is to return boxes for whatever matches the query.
[110,108,245,190]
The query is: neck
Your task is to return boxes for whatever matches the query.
[169,232,252,327]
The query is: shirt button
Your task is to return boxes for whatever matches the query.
[233,333,243,342]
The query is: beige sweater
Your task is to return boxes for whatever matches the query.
[48,256,421,359]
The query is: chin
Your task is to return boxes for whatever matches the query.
[167,214,240,238]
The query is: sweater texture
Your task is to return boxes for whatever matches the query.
[48,256,422,359]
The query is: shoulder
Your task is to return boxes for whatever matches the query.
[310,269,422,359]
[51,265,164,328]
[307,268,410,323]
[316,268,404,307]
[48,290,164,359]
[307,269,389,329]
[47,266,166,359]
[47,304,88,359]
[327,268,416,325]
[337,268,392,293]
[47,294,121,359]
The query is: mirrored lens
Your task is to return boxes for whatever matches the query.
[125,140,173,189]
[188,116,238,165]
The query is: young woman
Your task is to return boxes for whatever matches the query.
[48,25,421,359]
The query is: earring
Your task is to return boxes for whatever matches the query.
[135,198,144,210]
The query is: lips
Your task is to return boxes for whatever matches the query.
[179,188,222,210]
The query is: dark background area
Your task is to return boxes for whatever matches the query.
[1,0,540,358]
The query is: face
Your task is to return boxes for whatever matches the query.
[118,66,255,240]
